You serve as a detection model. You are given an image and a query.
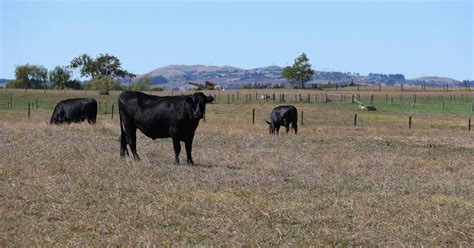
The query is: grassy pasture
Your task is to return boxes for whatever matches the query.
[1,89,473,246]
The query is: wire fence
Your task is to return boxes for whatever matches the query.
[1,91,473,131]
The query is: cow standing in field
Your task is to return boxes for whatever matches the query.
[266,105,298,135]
[50,98,97,124]
[118,91,214,165]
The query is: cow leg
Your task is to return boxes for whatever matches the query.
[126,126,140,161]
[184,138,194,165]
[276,125,280,135]
[285,125,290,134]
[172,138,181,164]
[87,116,96,124]
[120,130,129,158]
[292,122,298,135]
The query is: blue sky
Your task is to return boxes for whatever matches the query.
[1,0,472,80]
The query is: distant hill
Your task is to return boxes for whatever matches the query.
[138,65,287,90]
[134,65,466,90]
[410,77,460,85]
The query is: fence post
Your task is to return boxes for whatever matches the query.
[111,103,114,119]
[227,94,230,104]
[469,119,471,131]
[471,100,474,112]
[370,94,374,105]
[105,102,108,114]
[354,113,357,126]
[28,102,31,118]
[409,116,412,129]
[232,94,234,103]
[413,95,416,108]
[36,99,38,109]
[252,109,255,125]
[10,98,12,109]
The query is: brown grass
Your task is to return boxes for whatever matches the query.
[1,102,473,246]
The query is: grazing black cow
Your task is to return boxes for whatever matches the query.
[118,91,214,165]
[265,105,298,135]
[50,98,97,124]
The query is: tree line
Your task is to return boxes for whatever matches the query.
[6,53,153,94]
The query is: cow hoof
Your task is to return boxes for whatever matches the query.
[187,160,194,165]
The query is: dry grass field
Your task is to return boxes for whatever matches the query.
[1,89,473,246]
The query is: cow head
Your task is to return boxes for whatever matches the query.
[187,92,214,119]
[265,120,275,134]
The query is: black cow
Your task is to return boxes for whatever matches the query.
[50,98,97,124]
[265,105,298,135]
[118,91,214,165]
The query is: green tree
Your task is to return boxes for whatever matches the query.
[49,66,72,89]
[70,53,135,79]
[70,53,135,94]
[282,53,314,88]
[8,64,48,89]
[84,76,124,95]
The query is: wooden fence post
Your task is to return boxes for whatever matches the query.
[111,104,114,119]
[227,94,230,104]
[469,119,471,131]
[105,102,108,114]
[252,109,255,125]
[409,116,412,129]
[301,111,304,126]
[28,103,30,118]
[36,99,38,109]
[354,114,357,126]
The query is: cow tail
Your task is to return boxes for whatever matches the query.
[292,107,298,134]
[119,110,126,139]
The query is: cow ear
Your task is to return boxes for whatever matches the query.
[206,95,214,103]
[265,120,271,125]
